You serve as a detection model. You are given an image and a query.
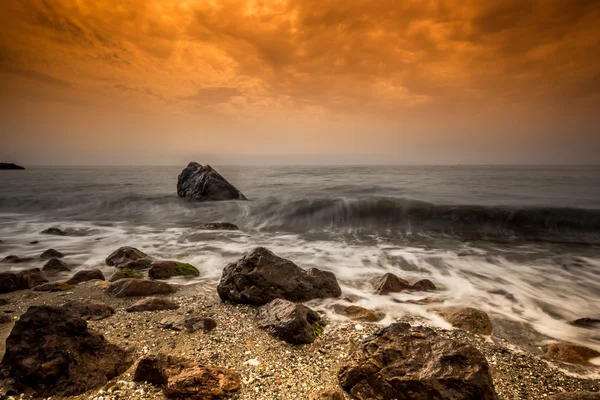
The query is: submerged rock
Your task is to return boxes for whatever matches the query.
[0,306,131,397]
[133,354,241,399]
[61,300,114,320]
[257,298,323,344]
[0,163,25,170]
[545,342,600,366]
[40,249,64,259]
[127,297,180,312]
[1,255,34,263]
[370,272,437,294]
[338,323,498,400]
[149,260,200,279]
[438,307,493,335]
[41,227,67,236]
[0,268,48,294]
[106,278,176,298]
[65,269,105,285]
[42,258,71,273]
[570,318,600,329]
[217,247,341,305]
[177,162,247,201]
[106,246,152,268]
[109,268,143,282]
[198,222,240,230]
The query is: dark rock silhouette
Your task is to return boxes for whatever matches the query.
[0,163,25,170]
[0,269,48,293]
[177,162,246,201]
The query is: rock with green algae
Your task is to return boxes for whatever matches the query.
[257,298,323,344]
[109,268,143,282]
[148,260,200,279]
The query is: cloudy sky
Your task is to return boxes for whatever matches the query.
[0,0,599,165]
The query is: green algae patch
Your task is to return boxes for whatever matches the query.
[149,260,200,279]
[174,262,200,277]
[121,268,143,279]
[313,322,324,338]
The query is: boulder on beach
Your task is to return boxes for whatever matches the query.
[149,260,200,279]
[0,305,131,397]
[133,354,241,399]
[309,389,345,400]
[548,393,600,400]
[61,300,115,320]
[34,282,74,292]
[0,268,48,294]
[338,323,498,400]
[106,246,152,268]
[65,269,105,285]
[40,248,64,259]
[109,268,143,282]
[127,297,180,312]
[370,272,437,295]
[42,258,71,273]
[106,278,177,298]
[41,227,67,236]
[545,342,600,366]
[177,162,247,201]
[160,315,217,333]
[0,163,25,170]
[198,222,240,230]
[217,247,341,305]
[257,298,324,344]
[438,307,493,335]
[1,255,34,264]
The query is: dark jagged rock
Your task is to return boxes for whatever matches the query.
[177,162,247,201]
[257,299,323,344]
[41,227,67,236]
[61,300,114,320]
[109,268,143,282]
[0,163,25,170]
[198,222,240,230]
[338,323,498,400]
[106,246,152,268]
[105,278,176,298]
[0,306,131,397]
[571,318,600,329]
[309,389,345,400]
[42,258,71,273]
[545,342,600,366]
[133,354,240,399]
[40,249,64,259]
[149,260,200,279]
[127,297,180,312]
[548,393,600,400]
[65,269,105,285]
[217,247,341,305]
[1,255,34,264]
[34,282,74,292]
[160,315,217,333]
[0,269,48,294]
[370,272,437,294]
[438,307,493,335]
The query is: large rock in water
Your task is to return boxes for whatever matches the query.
[133,354,241,399]
[0,306,131,397]
[257,298,324,344]
[177,162,247,201]
[148,260,200,279]
[106,246,152,268]
[0,268,48,294]
[438,307,493,335]
[338,323,498,400]
[217,247,341,305]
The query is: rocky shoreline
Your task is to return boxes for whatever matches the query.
[0,241,599,399]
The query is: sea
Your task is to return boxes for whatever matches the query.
[1,165,599,353]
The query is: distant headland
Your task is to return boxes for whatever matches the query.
[0,163,25,170]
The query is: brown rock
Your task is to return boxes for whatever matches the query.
[41,227,67,236]
[0,306,131,397]
[0,268,48,294]
[217,247,341,305]
[546,342,600,366]
[105,246,152,268]
[1,255,34,263]
[160,315,217,333]
[370,273,411,294]
[339,305,384,322]
[64,269,105,285]
[133,354,241,399]
[547,392,600,400]
[109,269,143,282]
[309,389,345,400]
[148,260,200,279]
[61,300,115,321]
[42,258,71,273]
[257,299,323,344]
[105,278,176,298]
[127,297,180,312]
[40,249,64,259]
[412,279,437,291]
[34,282,74,292]
[338,323,498,400]
[438,307,493,335]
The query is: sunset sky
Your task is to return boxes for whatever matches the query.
[0,0,599,165]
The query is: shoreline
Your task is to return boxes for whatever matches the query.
[1,281,599,400]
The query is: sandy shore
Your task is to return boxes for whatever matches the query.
[0,281,599,400]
